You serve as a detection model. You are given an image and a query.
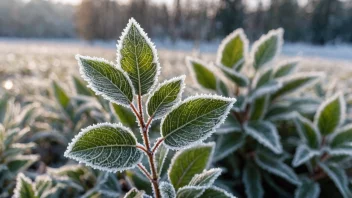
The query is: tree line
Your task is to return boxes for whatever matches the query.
[0,0,351,45]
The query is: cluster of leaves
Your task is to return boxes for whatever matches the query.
[188,28,352,197]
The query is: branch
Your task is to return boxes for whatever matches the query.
[145,116,153,131]
[152,138,165,153]
[137,164,153,181]
[136,145,149,154]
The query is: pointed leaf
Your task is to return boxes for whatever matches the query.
[35,175,53,197]
[329,124,352,155]
[198,187,235,198]
[255,151,300,185]
[243,162,264,198]
[254,68,273,88]
[274,60,298,78]
[314,93,345,135]
[214,132,245,161]
[14,173,36,198]
[188,168,222,187]
[177,187,204,198]
[216,114,241,134]
[147,76,185,119]
[72,75,94,96]
[249,81,282,101]
[77,55,134,106]
[168,143,214,190]
[6,155,39,173]
[244,121,282,154]
[292,145,320,167]
[249,96,269,120]
[216,28,248,69]
[161,95,236,149]
[118,18,159,96]
[216,79,229,97]
[110,103,137,129]
[218,65,249,87]
[319,163,351,198]
[64,123,143,172]
[160,182,176,198]
[252,29,283,70]
[187,57,217,91]
[294,114,321,149]
[154,143,169,175]
[294,178,320,198]
[52,81,70,109]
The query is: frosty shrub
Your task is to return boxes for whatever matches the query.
[188,28,352,197]
[61,18,236,198]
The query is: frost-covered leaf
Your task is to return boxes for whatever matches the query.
[265,103,296,121]
[319,163,351,198]
[13,173,36,198]
[216,79,229,97]
[294,114,321,149]
[118,18,159,96]
[110,103,137,129]
[254,68,273,88]
[96,172,121,197]
[329,124,352,155]
[292,145,320,167]
[160,182,176,198]
[294,178,320,198]
[232,95,247,112]
[214,132,245,161]
[147,76,185,119]
[64,123,142,172]
[216,28,248,69]
[249,81,281,101]
[251,29,283,70]
[249,96,269,120]
[255,151,300,185]
[124,188,145,198]
[154,143,169,175]
[72,75,94,96]
[168,143,214,190]
[216,114,241,134]
[6,155,39,173]
[198,187,235,198]
[274,60,298,78]
[188,168,222,187]
[243,162,263,198]
[244,121,282,154]
[187,57,217,91]
[77,55,134,106]
[35,175,53,197]
[272,73,322,99]
[177,186,204,198]
[218,65,249,87]
[161,95,235,149]
[314,93,345,135]
[52,81,70,110]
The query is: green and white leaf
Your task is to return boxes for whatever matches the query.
[249,96,269,120]
[244,121,282,154]
[319,163,351,198]
[216,79,229,97]
[292,145,320,167]
[198,187,235,198]
[154,143,169,175]
[329,124,352,156]
[294,178,320,198]
[35,175,53,197]
[161,95,236,149]
[255,151,300,185]
[52,80,70,110]
[216,28,248,69]
[110,103,137,129]
[147,76,185,119]
[294,114,321,149]
[251,28,283,70]
[160,182,176,198]
[216,115,241,134]
[117,18,160,96]
[177,186,204,198]
[6,154,39,173]
[188,168,222,187]
[243,162,263,198]
[77,55,134,106]
[274,60,298,78]
[64,123,143,172]
[265,103,297,121]
[72,75,94,96]
[13,173,36,198]
[124,188,145,198]
[249,81,282,101]
[187,57,217,91]
[168,143,214,190]
[214,132,245,161]
[314,92,345,136]
[218,65,249,87]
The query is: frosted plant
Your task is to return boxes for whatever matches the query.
[64,18,236,198]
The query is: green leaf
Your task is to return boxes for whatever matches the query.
[294,178,320,198]
[160,182,176,198]
[154,143,169,175]
[265,103,296,121]
[216,114,241,134]
[161,95,236,149]
[294,114,321,149]
[52,80,70,109]
[249,96,269,120]
[329,124,352,155]
[314,93,345,135]
[187,57,217,91]
[6,155,39,173]
[232,95,247,112]
[77,55,134,106]
[244,121,282,154]
[35,175,53,197]
[319,163,351,198]
[188,168,222,187]
[252,29,283,70]
[272,73,322,99]
[118,18,159,96]
[274,60,298,78]
[64,123,143,172]
[168,143,214,190]
[218,65,249,87]
[292,145,320,167]
[198,187,235,198]
[216,79,229,97]
[177,187,204,198]
[72,75,94,96]
[124,188,145,198]
[216,28,248,69]
[254,68,273,88]
[255,151,300,185]
[110,103,137,130]
[249,81,282,101]
[243,162,263,198]
[147,76,185,119]
[214,132,245,161]
[14,173,36,198]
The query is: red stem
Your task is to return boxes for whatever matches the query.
[152,138,165,153]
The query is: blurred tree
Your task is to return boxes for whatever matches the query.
[215,0,245,37]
